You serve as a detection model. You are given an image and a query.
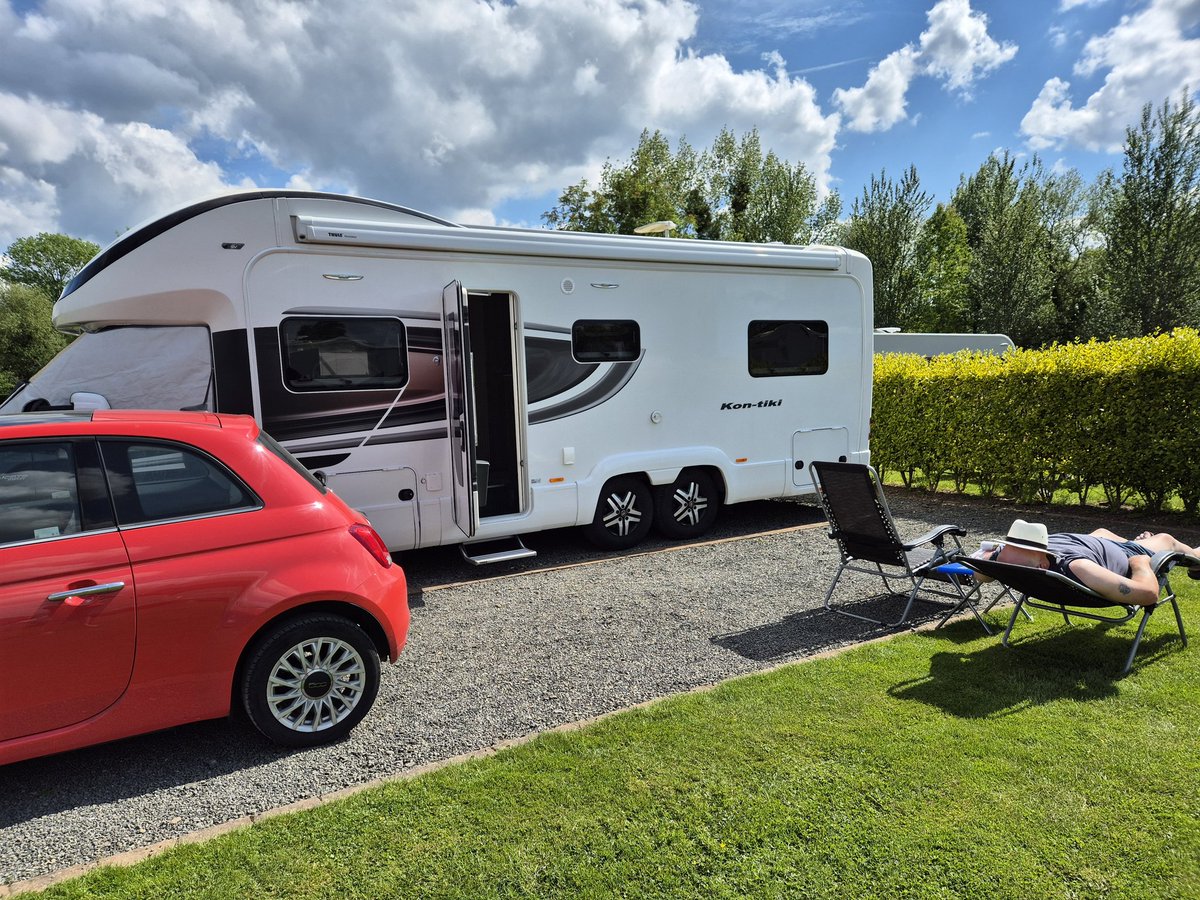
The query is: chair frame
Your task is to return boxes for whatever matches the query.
[958,551,1196,675]
[810,461,973,628]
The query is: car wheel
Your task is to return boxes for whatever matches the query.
[241,613,381,748]
[654,468,720,539]
[582,475,654,549]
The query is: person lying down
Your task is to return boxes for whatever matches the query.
[970,518,1200,607]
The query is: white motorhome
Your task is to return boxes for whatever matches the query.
[4,191,873,562]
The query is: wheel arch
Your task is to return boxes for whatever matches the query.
[230,601,392,711]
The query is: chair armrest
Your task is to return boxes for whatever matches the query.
[902,524,967,550]
[1150,550,1200,577]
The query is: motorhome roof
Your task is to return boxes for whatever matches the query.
[61,190,458,301]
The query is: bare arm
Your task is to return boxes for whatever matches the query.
[1068,555,1160,606]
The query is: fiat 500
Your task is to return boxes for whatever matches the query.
[0,410,409,765]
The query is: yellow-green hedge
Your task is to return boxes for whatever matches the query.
[871,328,1200,513]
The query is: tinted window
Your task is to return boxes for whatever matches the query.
[0,442,83,545]
[748,320,829,377]
[280,317,407,392]
[257,432,327,494]
[572,320,641,362]
[100,440,258,525]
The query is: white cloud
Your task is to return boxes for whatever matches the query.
[0,0,844,244]
[1021,0,1200,151]
[834,0,1016,132]
[832,47,919,133]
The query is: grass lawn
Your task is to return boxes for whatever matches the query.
[26,578,1200,900]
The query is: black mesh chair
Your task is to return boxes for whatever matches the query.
[958,552,1196,675]
[810,461,974,628]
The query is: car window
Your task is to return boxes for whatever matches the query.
[100,440,259,525]
[0,442,84,545]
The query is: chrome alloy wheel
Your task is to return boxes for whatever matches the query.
[601,489,644,537]
[266,636,368,733]
[668,480,709,527]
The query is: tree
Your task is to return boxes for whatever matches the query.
[1099,92,1200,335]
[951,153,1087,346]
[842,166,931,329]
[911,203,971,332]
[0,283,69,395]
[1,232,100,300]
[543,127,839,244]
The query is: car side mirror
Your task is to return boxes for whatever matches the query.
[71,392,111,411]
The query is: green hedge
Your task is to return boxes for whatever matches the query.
[871,328,1200,514]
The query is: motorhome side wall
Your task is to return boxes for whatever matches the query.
[45,193,873,552]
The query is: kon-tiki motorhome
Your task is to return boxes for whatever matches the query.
[3,191,874,563]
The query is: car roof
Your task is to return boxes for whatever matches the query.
[0,409,257,439]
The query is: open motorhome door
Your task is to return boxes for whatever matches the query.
[442,281,479,538]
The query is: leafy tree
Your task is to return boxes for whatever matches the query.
[952,153,1086,346]
[842,166,931,329]
[544,130,702,236]
[1,232,100,300]
[0,283,69,395]
[911,203,971,332]
[1098,92,1200,335]
[543,127,839,244]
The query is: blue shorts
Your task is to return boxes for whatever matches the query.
[1116,540,1153,559]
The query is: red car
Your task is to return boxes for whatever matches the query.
[0,410,409,766]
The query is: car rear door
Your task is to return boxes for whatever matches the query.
[0,439,136,741]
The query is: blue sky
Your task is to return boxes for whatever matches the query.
[1,0,1197,249]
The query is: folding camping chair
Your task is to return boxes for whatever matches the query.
[809,460,982,628]
[958,551,1198,675]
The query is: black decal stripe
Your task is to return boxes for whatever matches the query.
[529,352,644,424]
[212,329,253,415]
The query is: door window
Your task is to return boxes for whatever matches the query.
[0,442,84,545]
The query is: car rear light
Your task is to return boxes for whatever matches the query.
[349,523,393,568]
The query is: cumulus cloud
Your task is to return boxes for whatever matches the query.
[834,0,1016,132]
[0,0,841,246]
[1021,0,1200,151]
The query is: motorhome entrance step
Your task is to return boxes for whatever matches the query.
[459,536,537,566]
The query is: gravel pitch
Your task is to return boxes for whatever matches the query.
[2,490,1194,886]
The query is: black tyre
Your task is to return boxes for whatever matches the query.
[241,613,381,748]
[654,468,720,539]
[582,475,655,550]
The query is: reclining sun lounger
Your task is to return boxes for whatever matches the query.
[958,551,1198,675]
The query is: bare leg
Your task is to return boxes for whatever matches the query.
[1089,527,1127,541]
[1133,532,1200,555]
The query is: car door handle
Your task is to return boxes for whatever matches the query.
[46,581,127,604]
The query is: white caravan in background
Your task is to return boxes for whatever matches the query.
[873,329,1014,357]
[3,191,874,563]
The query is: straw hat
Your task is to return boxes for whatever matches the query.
[1003,519,1053,556]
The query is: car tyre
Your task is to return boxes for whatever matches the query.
[582,475,654,550]
[654,468,720,539]
[241,613,381,748]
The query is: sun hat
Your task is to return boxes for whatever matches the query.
[1002,519,1053,556]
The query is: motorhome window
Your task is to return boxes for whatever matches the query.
[99,440,259,525]
[280,317,407,392]
[748,320,829,377]
[571,320,640,363]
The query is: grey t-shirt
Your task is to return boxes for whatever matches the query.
[1048,533,1135,583]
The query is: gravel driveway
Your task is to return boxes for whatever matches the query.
[2,489,1194,888]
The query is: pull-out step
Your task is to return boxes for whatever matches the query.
[459,535,537,566]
